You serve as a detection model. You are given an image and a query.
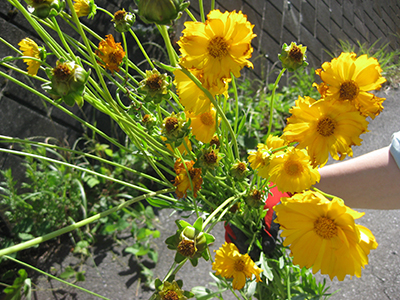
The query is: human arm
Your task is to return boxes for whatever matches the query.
[314,146,400,209]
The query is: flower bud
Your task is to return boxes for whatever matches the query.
[230,160,248,181]
[161,112,190,147]
[135,0,190,25]
[112,9,135,33]
[73,0,97,19]
[246,189,265,208]
[25,0,64,19]
[278,42,308,72]
[138,69,171,104]
[42,59,89,107]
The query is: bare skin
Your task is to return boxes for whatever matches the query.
[314,147,400,209]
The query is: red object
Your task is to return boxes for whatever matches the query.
[263,185,290,236]
[225,185,291,243]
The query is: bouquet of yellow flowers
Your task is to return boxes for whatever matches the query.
[0,0,386,299]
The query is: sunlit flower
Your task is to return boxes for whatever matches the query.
[178,9,256,90]
[212,242,262,290]
[174,68,228,115]
[73,0,94,18]
[248,135,286,178]
[186,107,219,143]
[18,38,42,76]
[95,34,125,73]
[268,147,320,193]
[112,9,135,32]
[283,96,369,167]
[274,191,378,281]
[173,159,202,198]
[315,52,386,119]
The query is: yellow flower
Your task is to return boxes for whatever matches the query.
[95,34,125,73]
[18,38,41,76]
[174,68,228,115]
[186,107,219,143]
[248,135,286,178]
[268,147,320,193]
[173,159,202,198]
[178,9,256,90]
[158,281,188,300]
[161,136,192,155]
[274,191,378,281]
[283,96,369,167]
[73,0,90,17]
[212,242,262,290]
[315,52,386,119]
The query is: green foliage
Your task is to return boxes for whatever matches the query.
[0,144,85,244]
[2,269,31,300]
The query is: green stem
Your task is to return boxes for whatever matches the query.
[0,188,174,256]
[0,70,129,152]
[202,193,244,231]
[266,68,286,137]
[128,29,154,72]
[51,16,76,61]
[179,67,239,159]
[0,135,170,187]
[230,73,240,134]
[198,0,205,22]
[0,147,176,199]
[4,256,111,300]
[184,8,197,21]
[157,25,178,67]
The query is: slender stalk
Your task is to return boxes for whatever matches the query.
[128,29,154,72]
[179,67,239,159]
[0,148,176,198]
[4,256,111,300]
[51,16,76,61]
[0,70,129,152]
[0,135,171,187]
[0,188,174,256]
[266,68,286,137]
[198,0,206,22]
[157,25,178,67]
[202,193,244,231]
[230,73,240,134]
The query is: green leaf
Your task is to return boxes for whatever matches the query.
[148,249,158,263]
[191,286,222,300]
[260,253,274,281]
[75,271,86,282]
[60,266,75,279]
[125,244,150,256]
[4,269,29,300]
[245,280,257,298]
[146,197,171,208]
[193,217,203,232]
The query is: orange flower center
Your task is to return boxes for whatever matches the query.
[109,51,122,64]
[200,112,215,126]
[314,217,338,239]
[204,151,218,164]
[114,10,126,21]
[146,74,163,90]
[208,36,229,59]
[163,290,179,300]
[339,80,359,101]
[52,63,71,80]
[251,189,262,201]
[236,162,247,172]
[289,46,303,62]
[177,239,196,257]
[210,135,220,148]
[284,160,303,176]
[317,117,336,137]
[165,117,179,133]
[234,258,246,272]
